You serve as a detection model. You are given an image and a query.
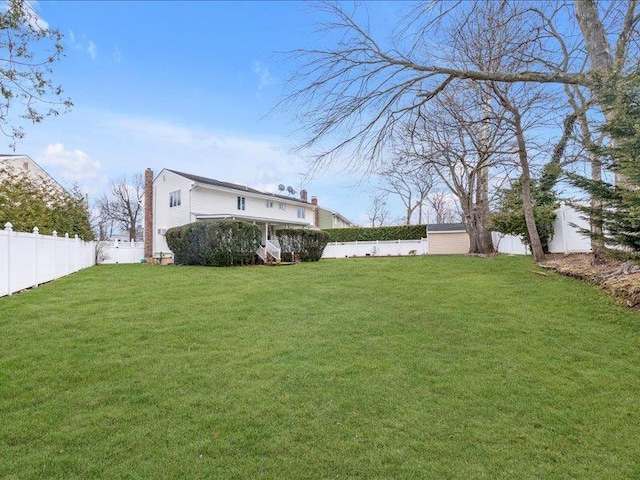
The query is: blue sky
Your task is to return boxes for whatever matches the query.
[8,1,408,225]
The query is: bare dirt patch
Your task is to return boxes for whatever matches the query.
[539,253,640,309]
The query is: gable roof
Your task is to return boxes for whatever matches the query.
[0,154,68,195]
[318,206,354,226]
[427,223,466,232]
[166,169,310,204]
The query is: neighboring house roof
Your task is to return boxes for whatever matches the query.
[165,169,311,205]
[318,206,355,227]
[0,154,68,195]
[427,223,466,232]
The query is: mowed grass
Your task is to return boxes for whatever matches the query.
[1,256,639,479]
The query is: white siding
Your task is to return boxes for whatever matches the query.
[191,186,314,225]
[428,231,470,254]
[153,169,193,254]
[333,216,352,228]
[191,187,240,216]
[152,170,316,257]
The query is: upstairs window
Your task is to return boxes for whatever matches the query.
[237,196,246,211]
[169,190,181,207]
[279,203,286,210]
[297,207,306,219]
[266,200,273,208]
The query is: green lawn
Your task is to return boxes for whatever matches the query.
[1,256,639,479]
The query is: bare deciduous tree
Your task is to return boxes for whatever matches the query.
[96,174,144,241]
[403,85,515,254]
[283,0,640,260]
[377,157,436,224]
[366,192,390,227]
[427,190,460,224]
[92,200,116,241]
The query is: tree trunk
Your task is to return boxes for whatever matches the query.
[474,94,495,254]
[574,0,624,186]
[513,115,545,262]
[574,0,613,73]
[474,164,495,254]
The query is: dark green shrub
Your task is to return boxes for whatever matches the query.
[324,225,427,242]
[276,229,329,262]
[165,220,261,266]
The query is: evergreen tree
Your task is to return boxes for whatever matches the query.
[568,72,640,255]
[491,162,561,253]
[0,167,94,239]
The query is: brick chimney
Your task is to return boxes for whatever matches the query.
[300,189,308,202]
[144,168,153,260]
[311,196,319,227]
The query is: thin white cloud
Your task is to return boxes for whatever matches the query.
[65,30,97,61]
[253,61,277,91]
[38,143,107,191]
[87,40,97,61]
[105,114,307,190]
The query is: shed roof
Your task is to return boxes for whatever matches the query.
[427,223,466,232]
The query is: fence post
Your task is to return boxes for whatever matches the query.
[5,222,12,296]
[74,234,80,271]
[561,207,569,254]
[33,226,39,288]
[52,231,58,279]
[64,233,70,275]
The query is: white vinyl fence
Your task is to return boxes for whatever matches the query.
[324,205,592,259]
[1,222,96,297]
[323,239,428,258]
[547,204,592,254]
[494,204,591,255]
[97,240,145,264]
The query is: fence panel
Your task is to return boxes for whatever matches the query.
[0,229,8,296]
[38,234,56,284]
[323,239,427,259]
[492,233,530,255]
[1,224,96,298]
[493,206,592,255]
[10,231,37,292]
[98,241,145,264]
[548,205,591,254]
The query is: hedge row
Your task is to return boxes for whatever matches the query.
[276,229,329,262]
[165,220,261,266]
[324,225,427,242]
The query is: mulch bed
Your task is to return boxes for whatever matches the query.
[539,253,640,309]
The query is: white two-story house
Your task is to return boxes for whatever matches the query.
[150,169,318,262]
